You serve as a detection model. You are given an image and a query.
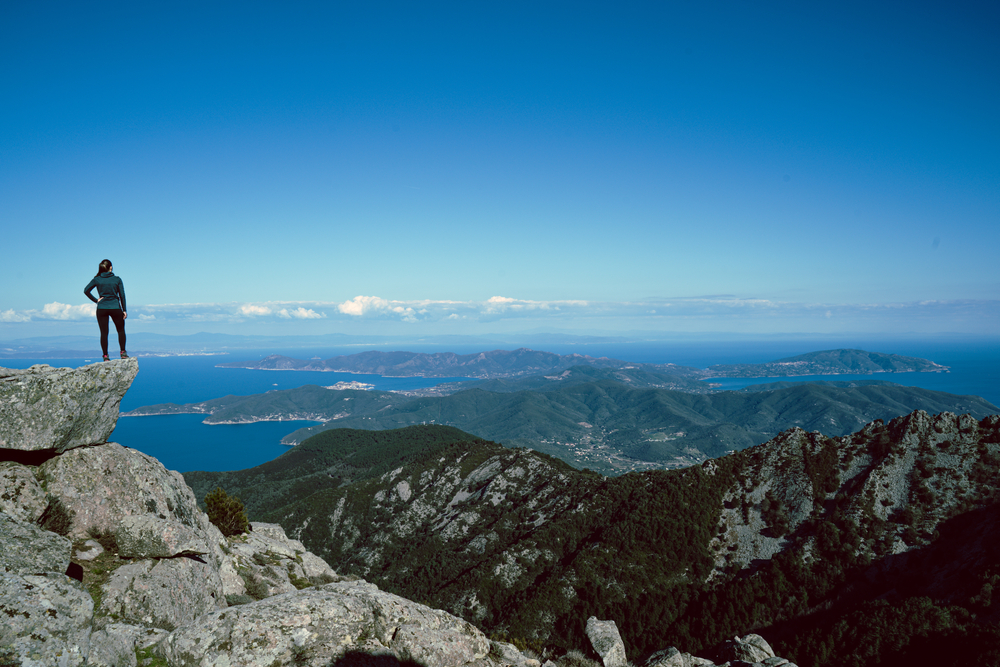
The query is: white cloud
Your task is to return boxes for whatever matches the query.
[0,309,31,323]
[278,307,324,319]
[39,302,96,320]
[239,304,272,317]
[137,314,157,321]
[338,296,392,316]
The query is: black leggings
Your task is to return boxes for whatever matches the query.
[97,309,126,356]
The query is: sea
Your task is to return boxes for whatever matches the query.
[4,337,998,474]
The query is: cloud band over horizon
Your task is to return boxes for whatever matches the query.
[3,296,998,334]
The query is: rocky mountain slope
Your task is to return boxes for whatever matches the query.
[3,360,805,667]
[188,412,1000,665]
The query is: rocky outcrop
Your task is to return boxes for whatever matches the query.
[586,617,627,667]
[115,516,210,558]
[38,442,204,539]
[0,359,137,453]
[157,579,491,667]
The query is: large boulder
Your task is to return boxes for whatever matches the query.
[0,511,71,575]
[156,579,490,667]
[586,616,627,667]
[98,556,226,630]
[115,515,210,558]
[0,571,94,667]
[0,359,138,453]
[0,461,47,522]
[38,442,205,538]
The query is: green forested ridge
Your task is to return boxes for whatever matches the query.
[281,380,995,470]
[185,425,485,518]
[183,414,1000,665]
[135,375,997,475]
[707,348,949,377]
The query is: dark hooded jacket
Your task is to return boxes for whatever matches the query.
[84,272,127,312]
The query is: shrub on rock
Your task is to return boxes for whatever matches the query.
[204,487,248,537]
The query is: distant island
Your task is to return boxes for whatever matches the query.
[705,348,949,378]
[218,347,949,381]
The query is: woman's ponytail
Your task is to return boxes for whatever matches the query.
[97,259,112,276]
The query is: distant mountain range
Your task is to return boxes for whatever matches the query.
[219,347,949,381]
[184,413,1000,664]
[127,364,994,474]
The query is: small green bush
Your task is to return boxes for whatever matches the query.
[204,487,248,537]
[37,494,74,536]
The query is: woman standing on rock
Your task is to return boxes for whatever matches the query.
[84,259,128,361]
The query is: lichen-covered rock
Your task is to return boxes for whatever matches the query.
[115,515,210,558]
[0,512,71,575]
[99,556,226,630]
[38,442,204,538]
[223,522,336,598]
[86,623,169,667]
[586,617,627,667]
[0,571,94,667]
[0,359,137,453]
[0,461,47,521]
[156,579,490,667]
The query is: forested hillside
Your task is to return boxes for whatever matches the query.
[136,376,997,474]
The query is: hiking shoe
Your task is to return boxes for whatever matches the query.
[103,354,110,362]
[120,351,129,359]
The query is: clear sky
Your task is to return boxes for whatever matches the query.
[3,1,998,338]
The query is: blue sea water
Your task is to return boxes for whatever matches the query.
[5,337,998,473]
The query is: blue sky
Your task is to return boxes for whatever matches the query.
[2,1,998,338]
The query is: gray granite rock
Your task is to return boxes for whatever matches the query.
[586,616,627,667]
[300,550,337,581]
[0,461,47,522]
[0,511,71,575]
[74,539,105,562]
[98,556,226,630]
[115,515,210,558]
[86,622,170,667]
[0,571,94,667]
[156,578,490,667]
[0,359,138,453]
[38,442,205,538]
